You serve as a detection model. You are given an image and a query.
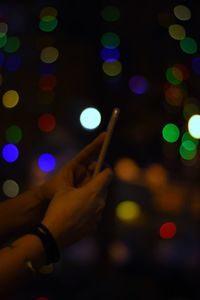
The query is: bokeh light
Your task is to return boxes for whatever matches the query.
[40,62,56,75]
[2,179,19,197]
[39,74,57,91]
[2,90,19,108]
[38,153,56,172]
[38,113,56,132]
[4,36,20,53]
[0,50,5,66]
[0,22,8,36]
[40,6,58,18]
[180,37,197,54]
[0,35,7,48]
[114,158,140,182]
[192,57,200,75]
[129,76,148,94]
[80,107,101,130]
[39,16,58,32]
[179,144,197,160]
[162,123,180,143]
[101,6,120,22]
[108,241,130,264]
[173,5,191,21]
[188,114,200,139]
[144,164,168,189]
[100,47,120,62]
[5,54,21,71]
[40,46,59,63]
[2,144,19,163]
[116,200,141,223]
[168,24,186,40]
[6,125,22,144]
[159,222,176,239]
[101,32,120,49]
[182,131,198,147]
[102,60,122,76]
[166,67,183,85]
[164,83,185,106]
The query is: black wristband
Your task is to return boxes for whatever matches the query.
[27,223,60,264]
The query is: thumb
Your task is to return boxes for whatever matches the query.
[84,168,113,195]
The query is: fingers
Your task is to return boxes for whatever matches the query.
[85,168,113,195]
[72,132,106,166]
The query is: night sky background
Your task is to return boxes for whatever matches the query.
[0,1,199,299]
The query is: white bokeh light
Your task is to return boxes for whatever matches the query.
[2,179,19,197]
[80,107,101,130]
[188,114,200,139]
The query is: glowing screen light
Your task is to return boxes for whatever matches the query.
[38,113,56,132]
[101,32,120,49]
[80,107,101,130]
[173,5,191,21]
[168,24,186,40]
[129,76,148,94]
[40,46,59,63]
[100,47,120,62]
[38,153,56,172]
[6,125,22,144]
[2,179,19,197]
[180,37,197,54]
[2,90,19,108]
[116,201,141,223]
[159,222,176,239]
[2,144,19,162]
[162,123,180,143]
[102,60,122,76]
[188,114,200,139]
[192,57,200,75]
[101,6,120,22]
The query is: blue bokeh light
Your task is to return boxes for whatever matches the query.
[2,143,19,162]
[100,47,120,62]
[5,54,21,71]
[40,62,56,75]
[129,76,148,94]
[38,153,56,172]
[192,57,200,75]
[0,51,5,66]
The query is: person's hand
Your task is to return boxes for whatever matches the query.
[40,132,106,200]
[42,168,113,249]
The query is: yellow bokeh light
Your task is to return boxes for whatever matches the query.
[102,60,122,76]
[2,90,19,108]
[116,201,141,223]
[169,24,186,40]
[40,46,59,63]
[173,5,191,21]
[188,114,200,139]
[2,179,19,197]
[144,164,168,189]
[114,158,140,182]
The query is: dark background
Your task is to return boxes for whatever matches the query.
[0,1,199,299]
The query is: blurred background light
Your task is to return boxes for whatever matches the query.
[0,50,5,66]
[2,143,19,163]
[116,200,141,223]
[182,131,198,148]
[144,164,168,189]
[0,35,7,48]
[101,6,120,22]
[2,179,19,198]
[39,74,57,91]
[101,32,120,49]
[159,222,176,239]
[129,76,148,94]
[40,46,59,63]
[166,67,183,85]
[191,57,200,75]
[114,158,140,182]
[188,114,200,139]
[173,5,191,21]
[4,36,20,53]
[38,153,56,172]
[168,24,186,40]
[0,22,8,36]
[164,83,185,106]
[2,90,19,108]
[39,16,58,32]
[100,47,120,62]
[40,6,58,18]
[102,60,122,76]
[180,37,197,54]
[179,143,197,160]
[162,123,180,143]
[5,54,21,72]
[80,107,101,130]
[40,62,56,75]
[108,241,130,264]
[5,125,22,144]
[38,113,56,132]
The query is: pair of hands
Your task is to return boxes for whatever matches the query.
[40,132,113,249]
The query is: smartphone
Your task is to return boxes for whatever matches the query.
[93,107,120,177]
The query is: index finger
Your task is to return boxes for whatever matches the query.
[72,132,106,166]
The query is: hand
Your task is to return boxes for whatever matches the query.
[40,132,107,199]
[42,168,113,249]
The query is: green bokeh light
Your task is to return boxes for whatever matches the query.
[166,67,182,85]
[39,17,58,32]
[5,125,22,144]
[0,35,7,48]
[180,37,197,54]
[4,37,20,53]
[179,144,197,160]
[162,123,180,143]
[101,6,120,22]
[101,32,120,49]
[182,131,198,144]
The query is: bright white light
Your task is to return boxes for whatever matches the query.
[188,114,200,139]
[80,107,101,130]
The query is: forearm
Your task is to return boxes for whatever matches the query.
[0,187,49,243]
[0,234,46,298]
